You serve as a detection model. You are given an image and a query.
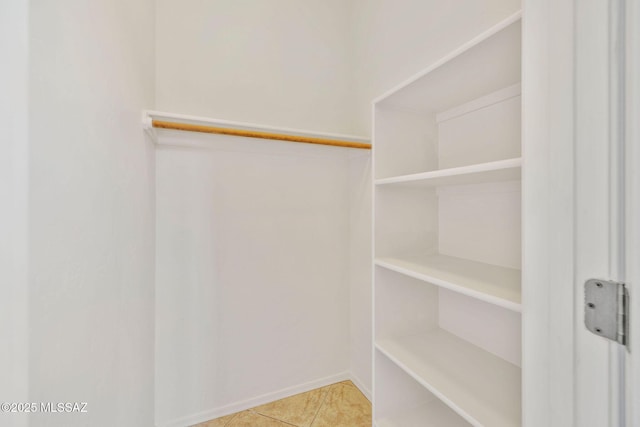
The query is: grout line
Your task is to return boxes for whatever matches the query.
[221,412,238,427]
[249,410,299,426]
[308,384,333,427]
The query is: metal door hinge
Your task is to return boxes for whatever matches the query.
[584,279,628,346]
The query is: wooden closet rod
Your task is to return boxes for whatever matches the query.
[152,120,372,150]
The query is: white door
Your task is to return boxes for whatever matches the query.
[523,0,637,425]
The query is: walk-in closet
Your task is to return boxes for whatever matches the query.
[3,1,637,427]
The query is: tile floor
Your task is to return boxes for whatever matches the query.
[192,380,371,427]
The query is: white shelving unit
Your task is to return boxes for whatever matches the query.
[373,12,523,427]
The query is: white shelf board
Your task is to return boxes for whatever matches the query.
[377,400,471,427]
[376,329,521,427]
[375,253,521,312]
[375,158,521,188]
[143,110,370,144]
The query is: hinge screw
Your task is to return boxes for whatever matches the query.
[587,303,595,308]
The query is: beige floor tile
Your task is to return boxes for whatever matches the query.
[310,383,371,427]
[191,412,237,427]
[252,387,329,427]
[227,411,296,427]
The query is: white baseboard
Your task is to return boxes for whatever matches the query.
[157,371,351,427]
[348,372,372,402]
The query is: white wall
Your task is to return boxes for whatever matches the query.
[156,0,521,135]
[156,0,356,135]
[154,4,368,423]
[27,1,156,426]
[0,2,29,426]
[155,132,351,426]
[351,0,522,135]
